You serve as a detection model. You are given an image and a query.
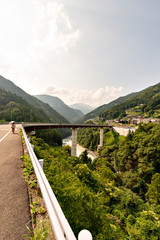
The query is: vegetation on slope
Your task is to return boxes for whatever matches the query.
[34,94,84,123]
[100,82,160,120]
[77,122,160,194]
[31,122,160,239]
[0,88,53,122]
[0,75,69,123]
[0,88,71,146]
[34,129,62,147]
[34,128,71,148]
[77,92,139,123]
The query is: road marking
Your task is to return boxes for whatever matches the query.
[0,130,11,143]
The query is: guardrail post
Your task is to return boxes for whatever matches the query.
[78,229,93,240]
[39,159,44,169]
[37,159,44,188]
[31,144,34,150]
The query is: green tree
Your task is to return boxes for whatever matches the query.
[146,173,160,204]
[79,150,92,166]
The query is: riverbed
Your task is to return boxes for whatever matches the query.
[63,136,97,161]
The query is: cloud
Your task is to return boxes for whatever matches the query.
[44,85,123,107]
[91,86,123,106]
[0,0,80,73]
[0,0,80,95]
[0,52,18,80]
[45,86,69,95]
[32,0,80,54]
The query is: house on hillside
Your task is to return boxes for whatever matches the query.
[131,117,160,124]
[130,118,142,124]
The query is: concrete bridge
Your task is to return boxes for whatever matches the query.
[23,123,112,156]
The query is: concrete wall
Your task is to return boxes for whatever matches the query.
[113,127,135,136]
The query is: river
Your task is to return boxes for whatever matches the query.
[63,136,97,161]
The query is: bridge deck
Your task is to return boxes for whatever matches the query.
[0,124,31,239]
[23,123,112,132]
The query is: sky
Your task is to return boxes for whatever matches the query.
[0,0,160,107]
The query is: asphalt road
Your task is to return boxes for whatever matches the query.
[0,124,31,240]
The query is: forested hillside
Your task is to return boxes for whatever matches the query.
[0,88,52,122]
[100,82,160,120]
[77,92,139,123]
[0,87,71,145]
[31,122,160,239]
[35,94,83,123]
[77,122,160,192]
[0,75,69,123]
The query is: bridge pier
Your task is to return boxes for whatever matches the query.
[71,128,78,157]
[23,123,110,156]
[98,127,104,148]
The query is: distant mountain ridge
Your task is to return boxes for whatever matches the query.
[1,75,159,124]
[69,103,94,115]
[34,94,84,123]
[77,92,140,123]
[0,75,69,123]
[100,82,160,120]
[0,88,52,122]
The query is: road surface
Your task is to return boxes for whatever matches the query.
[0,124,31,239]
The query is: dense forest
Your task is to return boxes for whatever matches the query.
[0,88,70,143]
[0,88,51,122]
[35,128,71,147]
[35,94,84,123]
[100,83,160,120]
[0,75,69,124]
[31,122,160,239]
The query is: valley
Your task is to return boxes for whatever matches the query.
[0,75,160,239]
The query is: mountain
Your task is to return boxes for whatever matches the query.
[100,82,160,120]
[69,103,94,115]
[77,92,139,123]
[34,94,84,123]
[0,75,69,123]
[0,88,51,122]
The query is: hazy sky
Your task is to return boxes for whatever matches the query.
[0,0,160,107]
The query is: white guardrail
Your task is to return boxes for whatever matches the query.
[22,127,92,240]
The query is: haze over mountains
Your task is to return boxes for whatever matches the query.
[34,94,84,123]
[0,75,159,124]
[77,92,140,123]
[69,103,94,115]
[0,75,92,123]
[77,82,160,123]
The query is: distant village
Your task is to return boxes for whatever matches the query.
[91,104,160,137]
[107,116,160,125]
[106,104,160,126]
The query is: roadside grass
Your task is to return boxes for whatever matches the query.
[20,131,55,240]
[24,220,51,240]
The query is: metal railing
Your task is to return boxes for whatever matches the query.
[22,127,92,240]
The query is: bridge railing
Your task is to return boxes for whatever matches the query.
[22,127,92,240]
